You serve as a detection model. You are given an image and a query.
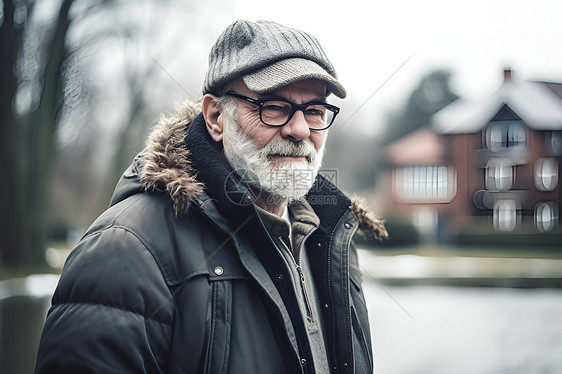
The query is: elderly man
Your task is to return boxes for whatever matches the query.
[35,20,386,374]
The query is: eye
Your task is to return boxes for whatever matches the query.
[304,105,326,117]
[262,101,291,116]
[263,103,289,112]
[264,104,285,112]
[305,109,323,116]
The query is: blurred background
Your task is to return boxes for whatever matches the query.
[1,0,561,373]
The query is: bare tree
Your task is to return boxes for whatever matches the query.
[0,0,165,268]
[1,0,74,268]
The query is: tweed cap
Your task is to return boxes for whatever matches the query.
[204,20,346,98]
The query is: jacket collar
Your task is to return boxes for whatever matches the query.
[135,99,387,240]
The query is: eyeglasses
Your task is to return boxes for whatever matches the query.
[225,91,340,131]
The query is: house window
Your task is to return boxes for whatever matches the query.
[493,200,518,232]
[550,131,562,155]
[486,159,514,191]
[394,165,455,202]
[535,202,558,233]
[486,121,526,151]
[535,158,558,191]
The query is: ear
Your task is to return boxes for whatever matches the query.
[202,94,224,143]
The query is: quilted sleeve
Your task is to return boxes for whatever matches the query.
[34,227,174,374]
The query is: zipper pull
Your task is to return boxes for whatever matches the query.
[296,265,305,282]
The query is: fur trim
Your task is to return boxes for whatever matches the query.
[350,196,388,240]
[138,98,387,235]
[139,98,204,217]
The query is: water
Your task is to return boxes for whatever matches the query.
[364,282,562,373]
[4,274,562,373]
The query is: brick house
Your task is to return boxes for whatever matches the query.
[382,69,562,238]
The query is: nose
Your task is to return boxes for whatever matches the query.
[280,110,310,141]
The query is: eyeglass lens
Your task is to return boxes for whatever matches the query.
[261,100,335,129]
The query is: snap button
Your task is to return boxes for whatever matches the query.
[300,358,307,367]
[277,273,284,281]
[317,242,322,247]
[214,266,224,276]
[344,223,351,229]
[241,193,254,204]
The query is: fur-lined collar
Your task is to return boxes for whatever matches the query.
[138,99,387,240]
[139,99,204,216]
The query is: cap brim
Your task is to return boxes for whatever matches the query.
[242,58,347,99]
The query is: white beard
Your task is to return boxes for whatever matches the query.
[222,114,325,204]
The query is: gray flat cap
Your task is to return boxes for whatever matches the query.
[204,20,346,98]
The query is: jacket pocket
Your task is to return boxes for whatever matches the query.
[203,281,233,374]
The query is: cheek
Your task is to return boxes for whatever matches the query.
[310,132,327,151]
[237,113,279,147]
[237,111,261,131]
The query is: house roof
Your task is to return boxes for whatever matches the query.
[431,79,562,134]
[385,127,445,165]
[542,82,562,99]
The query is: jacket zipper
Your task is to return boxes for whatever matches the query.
[293,227,317,324]
[296,264,314,323]
[276,237,315,325]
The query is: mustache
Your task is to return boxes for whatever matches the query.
[263,139,316,161]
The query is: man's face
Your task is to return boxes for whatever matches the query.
[222,79,329,202]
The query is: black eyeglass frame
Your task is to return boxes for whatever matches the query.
[225,91,340,131]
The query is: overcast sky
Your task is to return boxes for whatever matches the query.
[137,0,559,136]
[74,0,561,142]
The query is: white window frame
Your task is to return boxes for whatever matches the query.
[535,158,559,191]
[535,201,558,232]
[486,121,526,151]
[534,202,558,233]
[486,158,514,191]
[508,123,526,148]
[394,165,456,203]
[493,200,518,232]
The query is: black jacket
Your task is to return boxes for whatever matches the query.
[35,100,386,373]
